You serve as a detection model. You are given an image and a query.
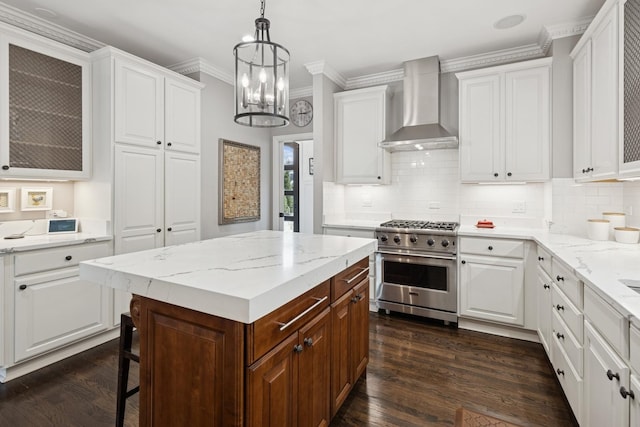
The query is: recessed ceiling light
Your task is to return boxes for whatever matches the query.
[241,34,255,42]
[493,14,525,30]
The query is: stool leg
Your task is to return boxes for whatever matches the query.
[116,316,134,427]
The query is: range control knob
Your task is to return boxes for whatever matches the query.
[393,235,401,244]
[427,238,435,246]
[410,234,418,243]
[441,239,450,247]
[379,234,388,242]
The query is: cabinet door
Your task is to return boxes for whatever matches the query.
[536,266,552,356]
[459,74,502,182]
[459,255,524,325]
[584,321,629,427]
[164,151,200,246]
[335,87,389,184]
[330,289,352,415]
[247,333,298,427]
[114,59,164,147]
[0,35,90,179]
[351,278,369,382]
[591,3,619,180]
[114,144,164,254]
[165,78,201,154]
[298,308,331,427]
[573,40,593,180]
[504,66,550,181]
[14,268,109,362]
[630,374,640,427]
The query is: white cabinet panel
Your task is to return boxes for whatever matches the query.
[164,151,201,246]
[114,144,164,254]
[165,79,201,154]
[459,254,524,325]
[114,59,164,147]
[573,40,593,180]
[631,374,640,427]
[14,268,109,362]
[537,265,552,356]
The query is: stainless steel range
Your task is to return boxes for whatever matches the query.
[375,219,458,324]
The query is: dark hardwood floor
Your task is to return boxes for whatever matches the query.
[0,312,577,427]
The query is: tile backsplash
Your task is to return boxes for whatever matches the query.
[324,149,640,237]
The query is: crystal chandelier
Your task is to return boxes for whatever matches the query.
[233,0,289,127]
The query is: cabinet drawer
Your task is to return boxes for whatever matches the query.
[459,237,523,258]
[536,246,552,276]
[551,336,583,425]
[584,286,629,359]
[14,242,111,276]
[551,284,583,344]
[246,280,330,365]
[551,259,583,309]
[552,310,583,376]
[630,324,640,374]
[332,257,369,301]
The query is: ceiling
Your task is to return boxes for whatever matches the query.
[1,0,605,88]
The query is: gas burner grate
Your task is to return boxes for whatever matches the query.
[379,220,458,231]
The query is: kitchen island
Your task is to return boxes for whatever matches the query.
[80,230,377,427]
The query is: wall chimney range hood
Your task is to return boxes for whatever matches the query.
[379,56,458,152]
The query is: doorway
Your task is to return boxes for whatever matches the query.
[272,133,314,233]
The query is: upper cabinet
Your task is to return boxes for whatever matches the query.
[334,85,390,184]
[621,0,640,176]
[115,58,201,154]
[457,58,551,183]
[0,25,91,180]
[572,0,620,181]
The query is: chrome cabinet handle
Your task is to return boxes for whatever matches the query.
[303,338,313,347]
[293,344,303,353]
[607,369,620,381]
[277,296,328,331]
[341,267,369,285]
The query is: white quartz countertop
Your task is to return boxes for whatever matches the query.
[79,230,377,324]
[0,233,112,253]
[459,225,640,326]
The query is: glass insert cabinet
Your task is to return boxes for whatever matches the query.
[0,32,91,180]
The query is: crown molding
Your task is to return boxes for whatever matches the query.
[441,43,545,73]
[538,16,593,54]
[290,86,313,99]
[345,68,404,90]
[0,3,104,52]
[304,60,346,89]
[168,57,234,85]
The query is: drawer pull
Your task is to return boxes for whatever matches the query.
[341,267,369,285]
[556,368,564,377]
[538,256,544,261]
[293,344,303,353]
[277,296,328,331]
[18,284,27,291]
[556,275,564,282]
[303,338,313,347]
[607,369,620,381]
[556,332,564,340]
[543,284,550,289]
[65,255,72,261]
[620,387,635,400]
[556,304,564,311]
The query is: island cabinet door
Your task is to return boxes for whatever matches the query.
[351,277,370,381]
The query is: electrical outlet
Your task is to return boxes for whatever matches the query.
[361,196,372,208]
[512,201,526,213]
[428,201,441,210]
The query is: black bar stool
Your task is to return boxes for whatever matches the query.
[116,312,140,427]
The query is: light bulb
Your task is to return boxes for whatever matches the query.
[241,73,249,88]
[259,68,267,83]
[277,77,285,91]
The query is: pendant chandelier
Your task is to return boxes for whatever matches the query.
[233,0,290,127]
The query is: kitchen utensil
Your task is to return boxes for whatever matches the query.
[614,227,640,244]
[587,219,610,240]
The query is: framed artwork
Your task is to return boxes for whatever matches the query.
[219,139,261,224]
[0,188,16,213]
[21,187,53,211]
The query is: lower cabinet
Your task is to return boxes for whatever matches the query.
[630,374,640,426]
[247,308,331,427]
[536,264,553,355]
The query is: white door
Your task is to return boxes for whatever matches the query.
[114,59,164,147]
[165,151,201,245]
[165,78,201,154]
[114,144,164,254]
[573,40,593,180]
[504,66,550,181]
[459,255,524,325]
[459,74,502,182]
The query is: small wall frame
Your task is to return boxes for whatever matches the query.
[21,187,53,211]
[219,139,261,224]
[0,188,16,213]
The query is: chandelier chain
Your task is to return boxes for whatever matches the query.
[260,0,265,18]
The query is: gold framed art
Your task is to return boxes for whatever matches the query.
[219,139,261,224]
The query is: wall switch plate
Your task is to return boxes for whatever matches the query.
[512,201,526,213]
[428,201,441,210]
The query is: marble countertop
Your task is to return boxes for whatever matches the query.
[0,232,112,253]
[459,225,640,327]
[322,220,382,230]
[79,230,377,324]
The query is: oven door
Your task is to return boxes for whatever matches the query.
[377,251,457,313]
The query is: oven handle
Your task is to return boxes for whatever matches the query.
[377,250,457,261]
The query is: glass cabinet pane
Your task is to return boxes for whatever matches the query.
[9,44,83,171]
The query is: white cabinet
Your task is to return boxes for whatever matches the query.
[12,242,111,363]
[459,237,525,326]
[457,57,551,183]
[572,0,620,181]
[631,374,640,426]
[0,23,91,180]
[334,85,390,184]
[115,58,201,154]
[536,264,553,355]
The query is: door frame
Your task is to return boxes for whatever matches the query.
[272,133,313,231]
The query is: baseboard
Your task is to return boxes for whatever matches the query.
[458,318,540,343]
